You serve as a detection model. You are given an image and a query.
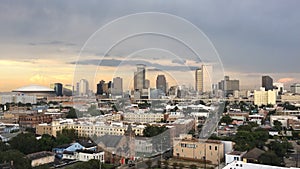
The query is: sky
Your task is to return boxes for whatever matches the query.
[0,0,300,92]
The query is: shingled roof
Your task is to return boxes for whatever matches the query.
[242,148,264,160]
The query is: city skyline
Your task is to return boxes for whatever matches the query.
[1,1,300,92]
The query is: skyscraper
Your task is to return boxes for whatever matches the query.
[218,76,240,96]
[262,76,274,91]
[112,77,123,95]
[134,64,146,91]
[195,65,213,93]
[156,75,167,94]
[54,83,63,96]
[50,83,63,96]
[79,79,89,96]
[96,80,105,95]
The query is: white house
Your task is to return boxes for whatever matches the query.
[225,151,246,165]
[63,150,104,162]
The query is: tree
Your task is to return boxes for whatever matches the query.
[0,141,10,151]
[189,164,197,169]
[269,140,292,158]
[38,134,56,151]
[273,120,282,131]
[66,108,77,118]
[0,150,31,169]
[56,128,78,145]
[233,131,256,151]
[143,126,168,137]
[258,151,281,166]
[9,132,38,154]
[219,115,232,125]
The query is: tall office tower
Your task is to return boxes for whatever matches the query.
[218,76,240,96]
[195,65,213,93]
[79,79,89,96]
[134,64,146,91]
[112,77,123,95]
[291,83,300,94]
[96,80,105,95]
[156,75,167,94]
[53,83,63,96]
[262,76,274,91]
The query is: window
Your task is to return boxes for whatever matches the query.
[215,146,217,150]
[209,146,211,150]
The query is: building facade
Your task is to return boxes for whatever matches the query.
[262,76,274,91]
[156,75,167,94]
[112,77,123,96]
[291,83,300,94]
[195,65,213,93]
[173,136,224,165]
[134,64,146,91]
[36,120,145,137]
[218,76,240,96]
[254,90,276,106]
[78,79,89,96]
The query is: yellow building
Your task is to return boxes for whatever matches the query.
[254,90,276,106]
[36,119,145,137]
[173,135,224,165]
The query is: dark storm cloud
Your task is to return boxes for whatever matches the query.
[0,0,300,73]
[70,59,198,71]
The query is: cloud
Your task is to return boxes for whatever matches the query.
[172,59,186,65]
[278,78,295,83]
[28,40,77,46]
[70,59,198,71]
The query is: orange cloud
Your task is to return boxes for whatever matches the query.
[278,78,295,83]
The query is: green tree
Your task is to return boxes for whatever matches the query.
[219,115,232,125]
[189,164,197,169]
[38,134,56,151]
[0,150,31,169]
[258,151,281,166]
[9,132,38,154]
[143,126,168,137]
[273,120,282,131]
[66,108,77,118]
[56,128,78,145]
[0,141,10,151]
[269,140,292,158]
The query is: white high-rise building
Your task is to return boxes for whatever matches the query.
[78,79,89,96]
[195,65,213,93]
[254,90,276,106]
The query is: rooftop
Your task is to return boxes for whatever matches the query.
[26,151,54,160]
[13,85,55,92]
